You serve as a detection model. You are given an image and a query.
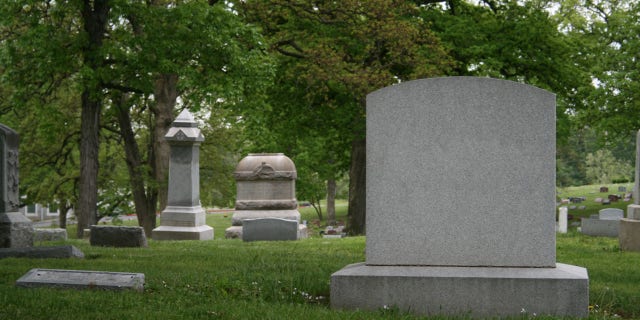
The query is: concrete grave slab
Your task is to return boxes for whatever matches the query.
[0,245,84,259]
[16,268,144,292]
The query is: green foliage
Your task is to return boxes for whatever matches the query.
[585,149,633,184]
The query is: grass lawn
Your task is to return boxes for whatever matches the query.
[1,195,639,319]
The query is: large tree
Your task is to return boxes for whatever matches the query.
[239,0,453,234]
[1,0,272,236]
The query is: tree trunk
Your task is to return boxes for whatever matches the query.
[115,98,158,236]
[152,74,178,212]
[76,91,101,238]
[58,201,71,229]
[327,178,337,225]
[76,0,110,238]
[347,138,366,235]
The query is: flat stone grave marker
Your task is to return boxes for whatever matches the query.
[0,245,83,259]
[16,268,144,292]
[242,218,298,242]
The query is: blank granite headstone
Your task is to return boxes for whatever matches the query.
[16,268,144,292]
[0,124,33,248]
[242,218,299,241]
[90,225,147,247]
[331,77,589,318]
[152,110,213,240]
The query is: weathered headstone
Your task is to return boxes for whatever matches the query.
[90,225,147,247]
[0,124,33,248]
[330,77,588,318]
[152,110,213,240]
[225,153,307,240]
[16,268,144,292]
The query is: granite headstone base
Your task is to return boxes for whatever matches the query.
[16,268,144,292]
[619,218,640,252]
[152,206,213,240]
[0,245,84,259]
[331,263,589,318]
[580,218,619,237]
[152,225,213,240]
[0,212,34,248]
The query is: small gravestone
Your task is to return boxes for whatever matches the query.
[0,124,33,248]
[90,225,147,247]
[330,77,588,318]
[600,186,609,193]
[152,110,213,240]
[619,186,627,192]
[594,197,603,203]
[242,218,299,241]
[599,208,624,220]
[16,268,144,292]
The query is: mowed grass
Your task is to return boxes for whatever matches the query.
[557,183,633,227]
[2,197,639,319]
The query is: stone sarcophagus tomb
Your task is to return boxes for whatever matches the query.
[225,153,307,240]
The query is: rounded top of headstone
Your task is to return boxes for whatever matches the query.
[234,153,296,181]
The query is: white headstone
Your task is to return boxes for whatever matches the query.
[558,207,568,233]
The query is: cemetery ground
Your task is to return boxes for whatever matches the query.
[1,196,639,319]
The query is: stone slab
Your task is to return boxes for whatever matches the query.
[242,218,306,241]
[581,218,619,237]
[16,268,144,292]
[331,262,589,318]
[34,228,67,242]
[0,212,34,248]
[619,218,640,252]
[152,225,213,240]
[90,225,147,247]
[159,205,206,227]
[0,245,84,259]
[231,209,300,226]
[366,77,556,267]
